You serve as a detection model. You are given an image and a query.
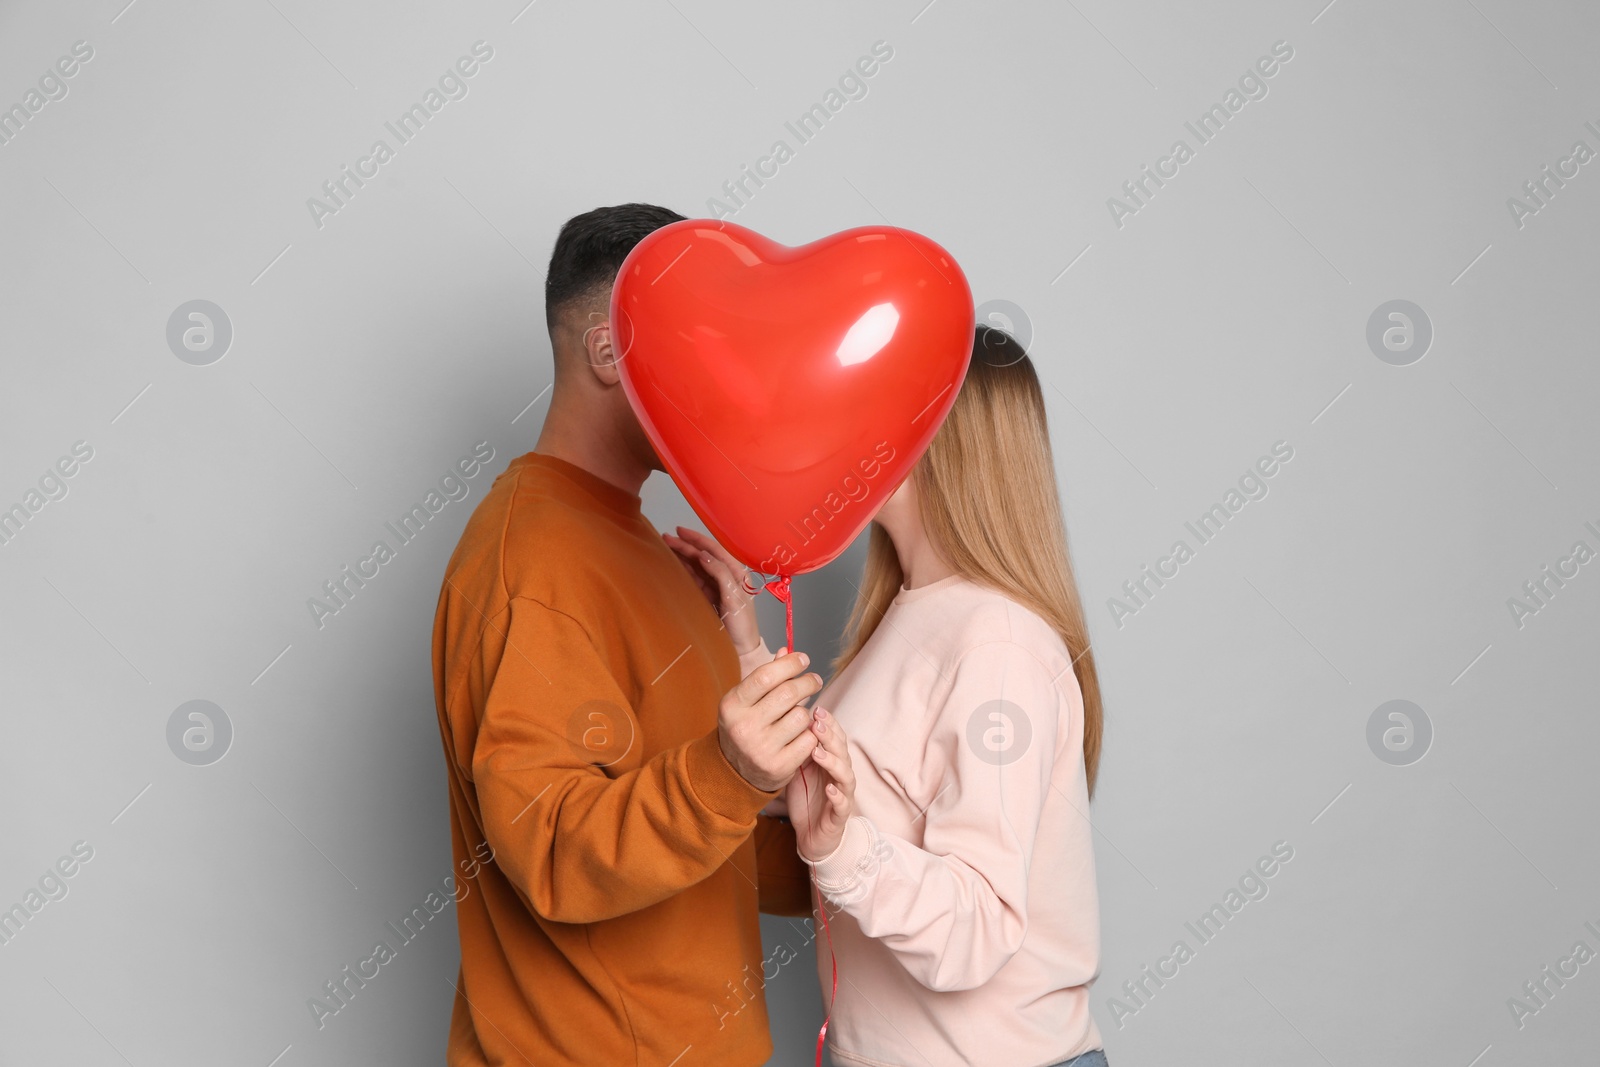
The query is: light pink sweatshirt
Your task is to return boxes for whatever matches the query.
[744,574,1103,1067]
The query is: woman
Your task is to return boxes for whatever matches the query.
[666,325,1107,1067]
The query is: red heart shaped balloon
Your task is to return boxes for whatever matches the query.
[612,220,973,576]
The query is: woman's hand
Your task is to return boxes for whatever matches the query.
[787,707,856,862]
[664,526,762,655]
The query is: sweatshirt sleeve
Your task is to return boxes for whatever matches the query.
[753,814,814,917]
[470,595,778,924]
[805,641,1065,992]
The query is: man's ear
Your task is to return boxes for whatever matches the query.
[582,316,622,386]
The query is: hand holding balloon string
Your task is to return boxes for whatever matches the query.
[671,529,852,835]
[787,706,855,860]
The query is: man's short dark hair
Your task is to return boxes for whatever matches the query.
[545,203,687,335]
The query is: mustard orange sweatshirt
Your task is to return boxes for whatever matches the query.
[431,452,812,1066]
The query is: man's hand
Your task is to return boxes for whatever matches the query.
[718,650,823,793]
[664,526,761,656]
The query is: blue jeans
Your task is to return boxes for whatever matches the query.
[1047,1052,1108,1067]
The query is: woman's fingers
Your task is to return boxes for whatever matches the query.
[675,526,742,570]
[662,532,703,568]
[665,532,751,614]
[811,709,854,794]
[662,532,696,568]
[664,534,727,605]
[664,535,716,602]
[812,748,855,804]
[705,563,747,613]
[825,782,851,824]
[676,527,755,591]
[699,552,745,605]
[813,775,850,842]
[672,526,717,553]
[809,713,854,844]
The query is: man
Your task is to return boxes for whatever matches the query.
[431,203,821,1066]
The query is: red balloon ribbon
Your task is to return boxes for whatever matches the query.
[797,763,837,1067]
[808,829,837,1067]
[761,574,836,1067]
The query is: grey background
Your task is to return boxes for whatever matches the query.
[2,0,1597,1064]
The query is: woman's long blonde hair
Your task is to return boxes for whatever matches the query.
[833,325,1103,795]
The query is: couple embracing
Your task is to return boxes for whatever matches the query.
[431,203,1107,1067]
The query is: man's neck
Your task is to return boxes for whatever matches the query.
[534,403,651,497]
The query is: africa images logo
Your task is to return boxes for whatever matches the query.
[307,442,495,630]
[305,41,495,230]
[0,40,94,149]
[1106,40,1295,229]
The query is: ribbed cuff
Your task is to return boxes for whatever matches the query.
[737,639,774,679]
[684,730,778,823]
[806,815,878,894]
